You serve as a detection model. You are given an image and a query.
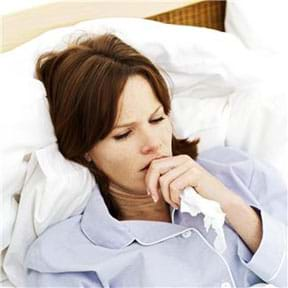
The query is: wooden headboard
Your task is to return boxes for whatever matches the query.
[0,0,226,53]
[148,0,225,31]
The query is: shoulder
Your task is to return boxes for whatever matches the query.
[24,215,85,273]
[197,146,286,188]
[197,145,251,164]
[196,145,255,188]
[197,145,286,193]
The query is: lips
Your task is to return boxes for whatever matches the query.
[140,155,167,171]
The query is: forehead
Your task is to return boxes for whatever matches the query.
[116,75,161,121]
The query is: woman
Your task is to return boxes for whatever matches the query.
[25,33,287,287]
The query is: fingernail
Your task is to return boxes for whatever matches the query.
[152,194,158,203]
[146,188,150,195]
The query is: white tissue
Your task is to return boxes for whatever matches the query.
[180,186,227,254]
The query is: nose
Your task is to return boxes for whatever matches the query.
[141,143,161,154]
[140,128,161,155]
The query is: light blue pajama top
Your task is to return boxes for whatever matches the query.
[24,146,287,287]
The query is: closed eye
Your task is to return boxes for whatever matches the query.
[113,117,165,140]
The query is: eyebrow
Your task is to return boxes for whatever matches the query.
[113,105,162,129]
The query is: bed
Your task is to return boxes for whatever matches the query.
[1,1,287,287]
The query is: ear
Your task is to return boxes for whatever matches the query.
[85,153,92,162]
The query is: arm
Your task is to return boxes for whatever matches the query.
[226,159,287,288]
[222,193,263,253]
[145,149,287,287]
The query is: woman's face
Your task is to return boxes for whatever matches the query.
[88,74,173,195]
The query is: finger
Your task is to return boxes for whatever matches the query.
[145,155,185,200]
[169,167,201,204]
[145,155,190,201]
[159,160,193,208]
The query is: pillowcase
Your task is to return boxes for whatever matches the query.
[226,79,288,188]
[0,75,56,252]
[3,143,95,287]
[170,97,230,152]
[225,0,288,53]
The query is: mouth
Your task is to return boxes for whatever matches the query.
[140,155,168,172]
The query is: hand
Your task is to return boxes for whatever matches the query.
[144,154,237,210]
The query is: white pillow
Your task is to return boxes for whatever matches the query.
[3,143,95,287]
[226,80,288,187]
[225,0,288,53]
[0,76,56,251]
[171,97,231,152]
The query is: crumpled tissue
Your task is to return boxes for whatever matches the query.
[180,186,227,254]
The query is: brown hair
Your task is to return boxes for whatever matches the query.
[35,33,200,216]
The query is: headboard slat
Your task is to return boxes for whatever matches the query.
[148,1,226,31]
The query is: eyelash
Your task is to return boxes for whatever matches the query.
[114,117,165,140]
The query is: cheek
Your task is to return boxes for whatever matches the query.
[161,120,173,149]
[92,142,136,177]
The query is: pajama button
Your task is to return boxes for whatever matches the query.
[181,230,192,238]
[221,282,231,288]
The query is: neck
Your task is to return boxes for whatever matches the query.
[108,184,172,223]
